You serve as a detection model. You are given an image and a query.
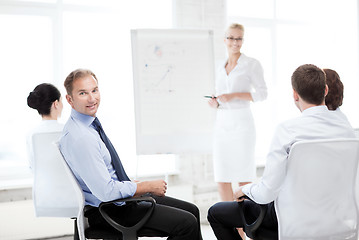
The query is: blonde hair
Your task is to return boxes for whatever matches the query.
[225,23,245,36]
[64,68,98,96]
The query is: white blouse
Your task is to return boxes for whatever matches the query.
[216,53,267,109]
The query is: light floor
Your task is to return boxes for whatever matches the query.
[40,224,217,240]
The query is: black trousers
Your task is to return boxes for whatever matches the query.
[207,200,278,240]
[86,194,202,240]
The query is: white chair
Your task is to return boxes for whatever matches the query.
[32,131,86,240]
[277,139,359,240]
[32,131,156,240]
[240,138,359,240]
[32,131,80,218]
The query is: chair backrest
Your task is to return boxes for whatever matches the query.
[32,131,87,240]
[275,139,359,240]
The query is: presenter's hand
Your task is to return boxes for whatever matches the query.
[208,96,219,108]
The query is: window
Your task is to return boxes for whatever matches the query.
[0,13,53,185]
[0,0,172,187]
[227,0,359,163]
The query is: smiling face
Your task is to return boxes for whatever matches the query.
[225,27,244,55]
[66,74,100,117]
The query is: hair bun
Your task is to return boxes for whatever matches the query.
[27,83,61,115]
[27,91,42,110]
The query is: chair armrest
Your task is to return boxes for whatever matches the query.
[238,196,268,239]
[98,196,156,234]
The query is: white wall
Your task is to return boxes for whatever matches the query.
[0,200,73,240]
[1,2,227,239]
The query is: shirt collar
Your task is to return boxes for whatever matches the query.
[301,105,329,116]
[222,53,245,68]
[71,108,96,127]
[236,53,245,63]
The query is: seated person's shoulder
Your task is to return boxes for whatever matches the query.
[61,120,98,148]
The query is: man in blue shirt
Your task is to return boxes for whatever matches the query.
[60,68,202,240]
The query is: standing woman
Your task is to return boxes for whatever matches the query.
[26,83,64,168]
[208,23,267,202]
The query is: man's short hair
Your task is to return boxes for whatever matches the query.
[64,69,97,96]
[291,64,326,105]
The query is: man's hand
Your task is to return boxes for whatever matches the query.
[234,186,246,202]
[135,179,167,197]
[148,179,167,196]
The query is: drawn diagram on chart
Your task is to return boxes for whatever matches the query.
[131,29,216,154]
[142,63,175,94]
[140,42,186,94]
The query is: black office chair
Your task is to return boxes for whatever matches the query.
[74,196,161,240]
[237,197,277,240]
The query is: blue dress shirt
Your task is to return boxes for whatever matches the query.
[59,109,137,207]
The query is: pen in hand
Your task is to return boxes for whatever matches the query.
[204,95,217,99]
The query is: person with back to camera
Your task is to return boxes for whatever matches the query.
[59,68,202,240]
[26,83,64,168]
[207,64,356,239]
[323,68,343,111]
[323,68,352,125]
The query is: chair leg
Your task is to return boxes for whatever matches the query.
[122,230,137,240]
[74,219,80,240]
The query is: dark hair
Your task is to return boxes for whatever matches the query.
[291,64,326,105]
[27,83,61,116]
[64,68,97,96]
[323,69,343,110]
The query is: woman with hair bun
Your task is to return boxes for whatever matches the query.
[26,83,64,168]
[323,68,352,124]
[323,68,343,111]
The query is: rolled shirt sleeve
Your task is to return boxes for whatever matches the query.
[249,59,267,102]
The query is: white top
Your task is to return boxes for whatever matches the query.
[333,107,350,122]
[27,120,64,169]
[242,105,355,204]
[216,53,267,109]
